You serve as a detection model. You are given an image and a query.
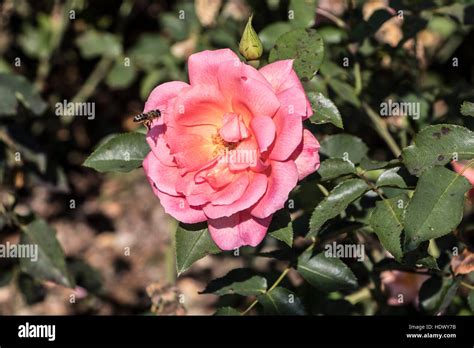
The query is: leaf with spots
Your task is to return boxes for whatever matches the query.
[269,28,324,81]
[401,124,474,176]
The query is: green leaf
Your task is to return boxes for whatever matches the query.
[419,276,459,314]
[201,268,267,296]
[308,178,370,236]
[460,101,474,117]
[268,210,293,247]
[140,70,168,100]
[308,92,344,128]
[401,124,474,176]
[269,28,324,81]
[18,273,46,304]
[83,133,150,173]
[0,74,47,116]
[19,219,74,288]
[257,287,306,315]
[106,58,137,88]
[327,78,361,107]
[76,31,122,59]
[402,242,439,270]
[369,195,407,260]
[359,157,391,171]
[175,223,220,276]
[297,249,358,292]
[376,167,407,188]
[319,134,368,164]
[160,13,189,41]
[214,307,241,316]
[0,82,18,115]
[129,34,170,70]
[317,158,356,181]
[404,167,471,252]
[18,14,53,59]
[259,22,292,51]
[288,0,317,28]
[468,291,474,312]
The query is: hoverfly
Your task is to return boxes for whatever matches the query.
[133,109,161,130]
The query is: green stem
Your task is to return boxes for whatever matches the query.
[241,267,291,316]
[345,287,371,304]
[354,62,362,96]
[362,102,402,157]
[35,0,73,91]
[460,281,474,291]
[71,56,114,104]
[316,183,329,197]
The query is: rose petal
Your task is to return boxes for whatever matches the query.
[259,59,313,119]
[268,107,303,161]
[208,210,272,250]
[143,156,206,223]
[291,129,320,180]
[188,48,240,87]
[250,115,276,152]
[144,81,190,114]
[146,118,176,167]
[143,152,179,196]
[211,172,249,205]
[251,160,298,219]
[217,60,280,119]
[203,172,268,219]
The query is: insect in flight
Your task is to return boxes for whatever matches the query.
[133,109,161,130]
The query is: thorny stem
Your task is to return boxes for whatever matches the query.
[362,102,402,158]
[241,267,291,316]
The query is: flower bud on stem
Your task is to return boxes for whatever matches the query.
[239,15,263,65]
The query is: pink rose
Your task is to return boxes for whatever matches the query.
[142,49,320,250]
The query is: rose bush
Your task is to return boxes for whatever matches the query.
[142,49,320,250]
